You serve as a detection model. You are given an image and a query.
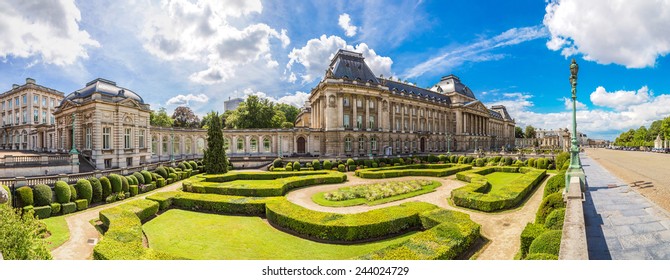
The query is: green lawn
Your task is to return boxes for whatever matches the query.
[311,180,441,207]
[143,209,417,260]
[41,216,70,250]
[484,172,525,188]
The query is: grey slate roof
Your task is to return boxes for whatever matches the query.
[61,78,145,106]
[488,109,503,120]
[384,79,451,104]
[329,50,380,84]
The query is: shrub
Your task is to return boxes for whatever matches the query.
[311,160,321,170]
[321,160,332,170]
[561,160,570,171]
[525,253,558,260]
[33,184,53,206]
[126,175,137,186]
[545,208,566,230]
[33,205,52,219]
[355,164,472,179]
[194,172,347,197]
[129,185,139,197]
[528,230,562,256]
[177,162,187,171]
[527,158,535,168]
[273,158,283,168]
[120,176,129,192]
[543,172,566,198]
[520,223,546,258]
[88,177,103,203]
[536,193,566,224]
[156,178,165,188]
[0,203,52,260]
[555,152,570,171]
[189,161,198,170]
[292,161,301,171]
[17,186,34,207]
[54,181,70,204]
[338,164,346,172]
[75,199,89,211]
[141,170,153,184]
[100,177,112,199]
[132,172,145,185]
[50,203,61,216]
[475,158,484,167]
[156,166,168,179]
[504,157,513,166]
[75,179,93,204]
[285,165,293,171]
[69,185,77,202]
[61,202,77,214]
[109,174,123,193]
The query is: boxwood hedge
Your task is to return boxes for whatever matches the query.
[189,171,347,197]
[120,176,129,193]
[75,179,93,204]
[75,199,88,211]
[88,177,103,203]
[140,170,153,184]
[109,174,123,193]
[33,184,53,206]
[61,202,77,214]
[17,186,34,207]
[451,167,546,212]
[520,222,546,258]
[100,177,112,199]
[33,205,52,219]
[535,192,565,224]
[50,203,61,215]
[528,230,562,256]
[54,181,71,204]
[132,172,145,185]
[147,191,281,215]
[69,185,77,202]
[355,164,472,179]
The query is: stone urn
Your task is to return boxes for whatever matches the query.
[0,187,8,204]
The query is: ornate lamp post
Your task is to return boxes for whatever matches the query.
[566,58,586,191]
[69,113,78,155]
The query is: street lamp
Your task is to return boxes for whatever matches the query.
[69,113,78,155]
[566,58,586,191]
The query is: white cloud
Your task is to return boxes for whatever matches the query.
[166,94,210,105]
[563,97,587,110]
[590,86,651,110]
[404,26,547,78]
[544,0,670,68]
[485,87,670,139]
[141,0,289,84]
[239,89,310,108]
[0,0,99,66]
[338,13,358,37]
[286,35,393,83]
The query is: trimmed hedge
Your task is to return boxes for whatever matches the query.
[75,199,89,211]
[525,253,558,260]
[156,178,165,188]
[89,177,103,203]
[543,172,566,198]
[62,202,77,214]
[17,186,34,207]
[133,172,145,185]
[451,167,546,212]
[34,205,52,219]
[33,184,53,206]
[129,185,139,197]
[50,203,61,216]
[141,170,153,184]
[147,191,280,215]
[355,164,472,179]
[109,174,123,193]
[100,177,112,199]
[266,199,437,241]
[359,209,481,260]
[520,222,546,258]
[545,208,566,230]
[120,176,129,193]
[75,179,93,204]
[156,166,168,179]
[528,230,562,256]
[69,185,77,202]
[535,192,565,224]
[191,171,347,197]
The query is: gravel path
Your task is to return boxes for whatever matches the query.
[286,173,551,260]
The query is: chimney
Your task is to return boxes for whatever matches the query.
[26,78,36,84]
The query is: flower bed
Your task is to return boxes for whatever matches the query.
[312,180,441,207]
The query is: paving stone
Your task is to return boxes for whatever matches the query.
[648,244,670,259]
[609,216,643,226]
[620,209,650,217]
[617,233,661,250]
[610,225,633,236]
[660,220,670,230]
[653,230,670,242]
[610,248,654,260]
[629,222,667,234]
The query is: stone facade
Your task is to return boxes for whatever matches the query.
[516,128,571,151]
[0,78,63,152]
[654,134,669,149]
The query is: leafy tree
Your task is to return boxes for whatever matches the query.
[662,116,670,140]
[525,125,537,139]
[515,126,524,138]
[203,112,228,174]
[281,122,294,129]
[648,120,664,141]
[0,204,52,260]
[275,103,301,124]
[172,106,201,128]
[200,111,226,129]
[150,107,173,127]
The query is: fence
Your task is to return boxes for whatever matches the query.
[0,154,70,167]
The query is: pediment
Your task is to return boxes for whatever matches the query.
[118,98,141,108]
[464,101,488,112]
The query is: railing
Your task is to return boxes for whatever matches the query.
[0,154,70,167]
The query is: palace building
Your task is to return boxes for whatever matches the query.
[3,49,516,170]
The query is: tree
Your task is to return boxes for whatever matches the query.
[225,95,276,129]
[515,126,524,138]
[662,116,670,140]
[648,120,663,141]
[0,204,52,260]
[150,107,173,127]
[203,111,228,174]
[525,125,537,139]
[275,103,301,124]
[200,111,226,129]
[172,106,200,128]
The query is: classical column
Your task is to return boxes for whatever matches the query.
[377,98,381,130]
[456,111,462,135]
[391,103,396,132]
[365,97,370,130]
[400,105,405,132]
[338,95,344,129]
[352,97,358,130]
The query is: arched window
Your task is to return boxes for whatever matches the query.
[173,136,180,155]
[151,136,157,155]
[196,138,205,154]
[237,138,244,153]
[345,137,352,152]
[263,137,271,153]
[185,138,192,154]
[250,138,258,153]
[162,136,168,154]
[224,138,231,153]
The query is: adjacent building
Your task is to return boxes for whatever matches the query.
[224,97,244,112]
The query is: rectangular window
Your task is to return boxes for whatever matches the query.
[8,112,12,125]
[369,101,375,109]
[15,112,19,124]
[42,97,47,107]
[395,105,399,113]
[22,95,26,105]
[33,109,38,123]
[356,115,362,129]
[104,159,112,169]
[395,119,400,131]
[1,101,4,110]
[103,127,111,149]
[369,116,375,129]
[138,129,145,149]
[42,111,46,123]
[85,127,91,149]
[34,95,39,104]
[51,98,55,108]
[50,115,55,125]
[343,114,350,128]
[124,128,132,149]
[15,97,19,107]
[343,97,350,106]
[356,98,362,107]
[22,110,26,123]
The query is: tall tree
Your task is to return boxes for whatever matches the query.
[524,125,537,139]
[150,107,173,127]
[648,120,663,141]
[225,95,276,129]
[275,103,301,124]
[515,126,524,138]
[203,112,228,174]
[200,111,225,129]
[172,106,200,128]
[662,116,670,140]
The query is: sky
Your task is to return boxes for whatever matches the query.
[1,0,670,140]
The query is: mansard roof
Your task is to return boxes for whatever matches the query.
[60,78,145,106]
[328,50,380,84]
[430,75,476,99]
[385,79,451,104]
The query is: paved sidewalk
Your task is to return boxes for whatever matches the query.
[582,154,670,260]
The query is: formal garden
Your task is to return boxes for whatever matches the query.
[0,113,570,261]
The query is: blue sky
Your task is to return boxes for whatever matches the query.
[1,0,670,140]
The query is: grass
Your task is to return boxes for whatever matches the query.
[484,172,525,188]
[311,181,442,207]
[143,209,417,260]
[41,216,70,250]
